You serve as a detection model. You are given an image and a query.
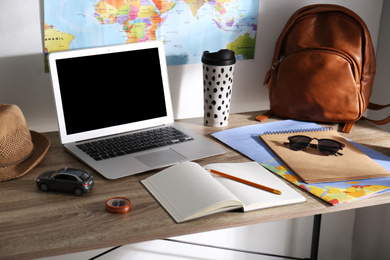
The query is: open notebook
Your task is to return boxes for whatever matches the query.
[141,161,306,223]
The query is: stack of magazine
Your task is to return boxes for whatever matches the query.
[212,120,390,205]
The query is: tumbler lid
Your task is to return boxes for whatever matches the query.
[202,49,236,66]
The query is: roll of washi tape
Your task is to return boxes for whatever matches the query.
[106,197,131,213]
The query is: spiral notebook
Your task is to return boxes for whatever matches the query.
[259,128,390,183]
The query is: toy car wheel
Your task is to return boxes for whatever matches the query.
[74,188,83,196]
[40,183,49,192]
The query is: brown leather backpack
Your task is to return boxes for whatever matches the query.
[257,4,389,132]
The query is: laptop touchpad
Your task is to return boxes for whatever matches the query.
[135,149,187,168]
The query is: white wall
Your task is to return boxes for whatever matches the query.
[351,1,390,259]
[367,0,390,132]
[1,0,388,259]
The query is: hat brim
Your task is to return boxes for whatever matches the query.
[0,131,50,182]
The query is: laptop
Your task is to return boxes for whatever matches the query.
[48,41,225,179]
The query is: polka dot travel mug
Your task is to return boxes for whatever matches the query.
[202,49,236,127]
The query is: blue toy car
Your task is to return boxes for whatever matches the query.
[36,167,94,196]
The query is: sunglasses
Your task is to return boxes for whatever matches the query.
[284,135,345,156]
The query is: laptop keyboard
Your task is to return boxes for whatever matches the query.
[76,127,194,161]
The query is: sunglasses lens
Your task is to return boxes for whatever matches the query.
[289,136,312,151]
[318,140,341,155]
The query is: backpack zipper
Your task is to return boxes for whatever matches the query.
[264,48,358,89]
[264,55,284,89]
[272,55,285,70]
[287,48,358,80]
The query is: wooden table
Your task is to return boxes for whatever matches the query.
[1,111,390,260]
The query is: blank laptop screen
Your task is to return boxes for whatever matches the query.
[55,47,167,135]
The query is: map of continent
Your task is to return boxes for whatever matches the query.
[44,0,258,69]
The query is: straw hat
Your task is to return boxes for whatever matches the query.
[0,104,50,182]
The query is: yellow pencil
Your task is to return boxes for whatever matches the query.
[210,169,282,195]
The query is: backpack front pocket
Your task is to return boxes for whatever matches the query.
[270,48,362,122]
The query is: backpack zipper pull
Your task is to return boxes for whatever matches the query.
[272,55,284,70]
[264,55,284,89]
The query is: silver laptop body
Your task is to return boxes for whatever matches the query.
[48,41,224,179]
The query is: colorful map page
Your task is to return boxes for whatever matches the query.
[212,120,390,206]
[44,0,258,70]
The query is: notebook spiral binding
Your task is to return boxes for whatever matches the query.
[262,127,333,135]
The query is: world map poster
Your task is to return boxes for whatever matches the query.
[44,0,259,70]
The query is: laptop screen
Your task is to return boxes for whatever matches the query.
[56,48,167,135]
[49,41,174,143]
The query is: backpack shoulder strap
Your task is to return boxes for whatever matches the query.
[367,102,390,110]
[342,122,355,133]
[255,110,273,122]
[363,102,390,125]
[364,116,390,126]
